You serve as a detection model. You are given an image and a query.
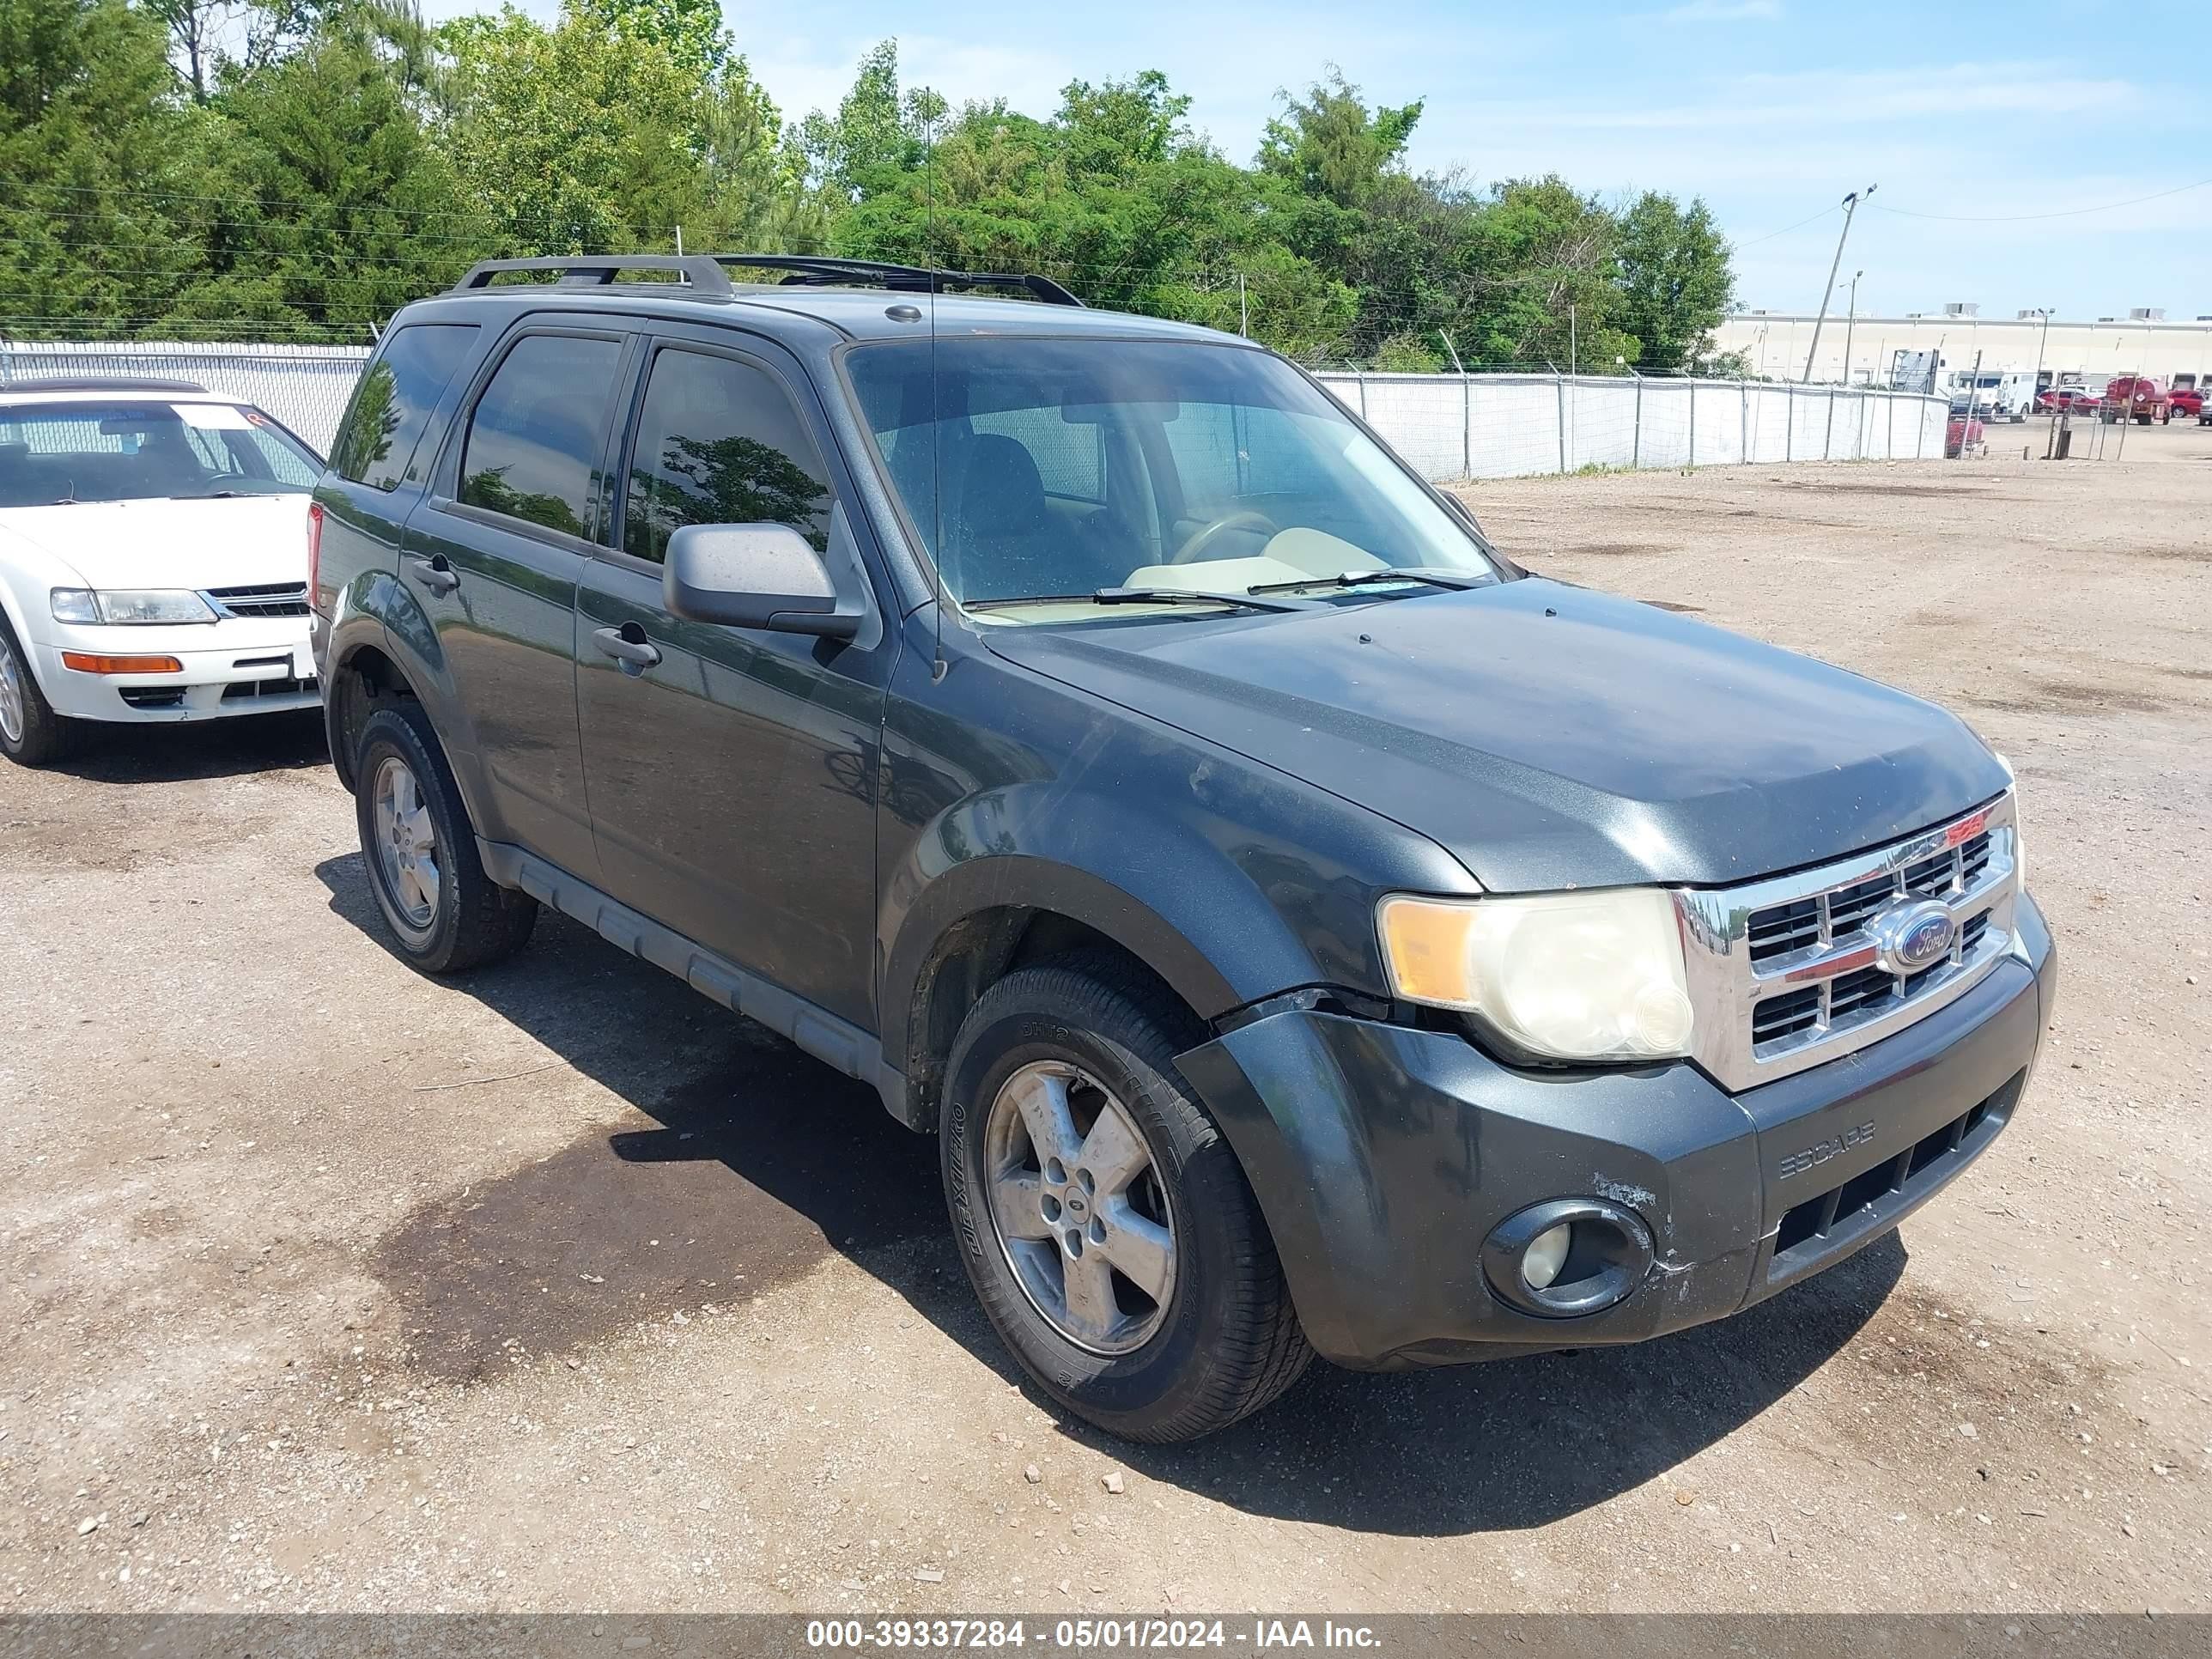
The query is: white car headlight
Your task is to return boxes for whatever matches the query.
[1377,888,1695,1063]
[50,588,217,625]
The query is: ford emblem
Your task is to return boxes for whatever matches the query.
[1869,899,1957,975]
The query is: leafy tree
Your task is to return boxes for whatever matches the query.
[0,15,1737,367]
[1257,70,1420,210]
[162,6,479,332]
[433,0,789,255]
[1614,191,1733,372]
[0,0,204,334]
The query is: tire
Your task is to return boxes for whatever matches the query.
[353,702,536,973]
[0,613,78,768]
[941,956,1311,1443]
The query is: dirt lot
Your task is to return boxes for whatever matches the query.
[3,422,2207,1615]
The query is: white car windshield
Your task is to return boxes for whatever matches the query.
[0,401,322,508]
[844,337,1501,618]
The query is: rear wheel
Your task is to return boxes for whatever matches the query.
[941,957,1311,1443]
[0,616,76,768]
[354,702,536,973]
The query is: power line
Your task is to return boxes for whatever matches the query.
[1734,204,1839,249]
[1869,176,2212,225]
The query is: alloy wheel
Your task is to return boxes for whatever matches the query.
[0,634,26,746]
[371,755,441,929]
[982,1060,1177,1355]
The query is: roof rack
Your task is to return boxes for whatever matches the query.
[1,375,210,394]
[445,252,1082,307]
[450,256,733,296]
[711,254,1084,307]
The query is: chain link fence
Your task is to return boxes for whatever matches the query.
[1311,371,1952,478]
[1,341,1952,480]
[0,340,373,455]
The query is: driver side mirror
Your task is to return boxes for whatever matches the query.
[663,522,861,640]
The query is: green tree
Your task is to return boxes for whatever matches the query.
[0,0,204,335]
[1613,191,1733,372]
[161,6,479,332]
[433,0,790,255]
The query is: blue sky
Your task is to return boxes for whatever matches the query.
[441,0,2212,321]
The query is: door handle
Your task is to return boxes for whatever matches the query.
[592,623,662,669]
[406,554,459,596]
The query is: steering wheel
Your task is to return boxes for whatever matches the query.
[1170,509,1277,566]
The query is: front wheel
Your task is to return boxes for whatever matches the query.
[0,617,76,768]
[941,958,1311,1443]
[354,702,537,973]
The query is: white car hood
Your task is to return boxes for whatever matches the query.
[3,495,310,591]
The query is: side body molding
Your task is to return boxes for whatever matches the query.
[477,842,908,1118]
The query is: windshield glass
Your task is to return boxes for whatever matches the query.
[0,401,322,507]
[844,338,1500,617]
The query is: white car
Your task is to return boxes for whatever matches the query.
[0,377,324,766]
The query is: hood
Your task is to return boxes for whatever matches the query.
[3,496,310,592]
[981,577,2009,892]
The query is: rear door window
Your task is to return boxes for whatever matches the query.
[458,333,624,540]
[331,323,480,489]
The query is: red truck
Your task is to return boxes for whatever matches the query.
[2168,384,2207,423]
[2101,376,2171,424]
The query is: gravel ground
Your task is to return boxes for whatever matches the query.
[1,422,2206,1614]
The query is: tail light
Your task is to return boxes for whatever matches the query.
[307,500,325,603]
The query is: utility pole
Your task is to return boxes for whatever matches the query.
[1840,270,1863,387]
[1237,272,1248,337]
[2027,307,2052,404]
[1803,185,1876,383]
[1569,304,1578,379]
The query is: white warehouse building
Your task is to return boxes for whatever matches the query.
[1711,305,2212,392]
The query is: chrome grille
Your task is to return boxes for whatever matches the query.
[1675,794,2021,1092]
[204,581,310,619]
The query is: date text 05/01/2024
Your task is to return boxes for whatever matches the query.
[804,1620,1384,1650]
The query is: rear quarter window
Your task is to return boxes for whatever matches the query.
[331,323,482,489]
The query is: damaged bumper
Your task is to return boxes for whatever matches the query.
[1176,894,2057,1370]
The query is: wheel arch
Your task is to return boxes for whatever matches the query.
[881,849,1293,1132]
[325,637,418,794]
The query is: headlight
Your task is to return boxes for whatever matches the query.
[1991,754,2025,890]
[1376,888,1695,1063]
[50,588,216,625]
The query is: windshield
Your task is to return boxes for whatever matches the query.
[844,338,1500,618]
[0,401,322,508]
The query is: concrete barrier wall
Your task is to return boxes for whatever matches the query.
[2,343,1954,481]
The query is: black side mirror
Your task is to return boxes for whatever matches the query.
[663,523,861,639]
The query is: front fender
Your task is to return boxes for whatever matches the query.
[873,618,1480,1113]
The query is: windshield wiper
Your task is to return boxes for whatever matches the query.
[1246,567,1487,597]
[965,586,1307,615]
[169,489,250,500]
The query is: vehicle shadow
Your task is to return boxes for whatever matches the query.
[315,851,1903,1537]
[50,708,325,784]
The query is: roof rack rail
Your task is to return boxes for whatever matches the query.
[448,256,733,296]
[442,252,1084,308]
[710,254,1084,307]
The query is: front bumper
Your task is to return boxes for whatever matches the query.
[1177,892,2057,1370]
[31,621,319,723]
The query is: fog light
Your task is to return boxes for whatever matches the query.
[1482,1196,1656,1319]
[1522,1223,1571,1290]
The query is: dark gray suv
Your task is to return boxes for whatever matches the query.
[311,254,2057,1443]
